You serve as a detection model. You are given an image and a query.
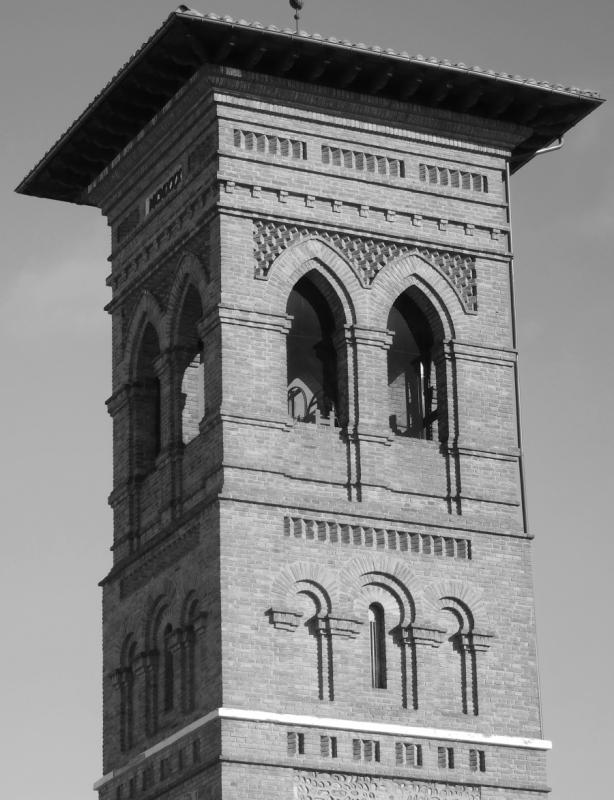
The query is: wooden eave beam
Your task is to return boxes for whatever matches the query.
[213,36,236,63]
[397,73,424,101]
[428,81,454,106]
[487,92,515,116]
[305,58,331,81]
[336,62,362,89]
[243,45,268,70]
[184,30,208,64]
[455,84,485,113]
[276,49,300,75]
[366,68,394,94]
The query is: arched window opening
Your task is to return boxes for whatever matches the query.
[183,599,200,712]
[181,342,205,444]
[441,600,479,716]
[369,604,387,689]
[176,285,205,445]
[119,639,136,753]
[163,624,175,713]
[287,276,340,425]
[134,323,161,473]
[387,294,438,440]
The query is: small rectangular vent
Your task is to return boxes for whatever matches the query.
[353,738,380,762]
[322,145,404,177]
[419,163,488,193]
[288,731,305,756]
[192,739,201,764]
[395,742,423,767]
[159,756,171,781]
[438,746,455,769]
[234,128,306,159]
[469,748,486,772]
[286,517,471,560]
[320,735,338,758]
[141,766,154,791]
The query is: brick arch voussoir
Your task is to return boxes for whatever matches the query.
[267,238,362,324]
[343,554,415,626]
[179,588,203,628]
[270,561,339,617]
[142,578,179,649]
[370,254,457,339]
[110,618,141,667]
[164,251,209,345]
[422,580,485,632]
[121,292,166,384]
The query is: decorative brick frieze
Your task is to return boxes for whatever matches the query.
[107,186,215,309]
[419,163,489,193]
[285,516,472,560]
[233,127,306,160]
[253,219,478,312]
[321,144,404,178]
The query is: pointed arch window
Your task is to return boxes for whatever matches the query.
[369,603,387,689]
[133,323,161,474]
[183,598,201,712]
[163,623,175,713]
[387,293,439,440]
[287,274,345,426]
[176,285,206,445]
[181,343,205,444]
[119,638,136,753]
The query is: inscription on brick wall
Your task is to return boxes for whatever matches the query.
[294,773,480,800]
[295,773,378,800]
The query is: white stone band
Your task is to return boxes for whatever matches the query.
[94,706,552,789]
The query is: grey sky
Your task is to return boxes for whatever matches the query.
[2,2,612,798]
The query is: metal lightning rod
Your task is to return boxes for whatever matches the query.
[289,0,304,34]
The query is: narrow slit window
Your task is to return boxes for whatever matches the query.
[369,603,387,689]
[163,624,174,712]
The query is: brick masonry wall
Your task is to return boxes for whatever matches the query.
[92,64,546,799]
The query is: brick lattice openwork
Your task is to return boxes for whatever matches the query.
[253,219,478,313]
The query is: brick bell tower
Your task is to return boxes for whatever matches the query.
[18,7,601,800]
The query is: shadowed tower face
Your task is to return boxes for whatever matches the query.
[16,8,602,800]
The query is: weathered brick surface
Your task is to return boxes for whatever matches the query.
[93,63,547,799]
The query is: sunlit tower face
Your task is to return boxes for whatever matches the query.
[15,8,601,800]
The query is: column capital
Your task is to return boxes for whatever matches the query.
[401,622,447,648]
[267,608,303,632]
[345,324,394,349]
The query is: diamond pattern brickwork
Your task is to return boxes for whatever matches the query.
[253,219,478,313]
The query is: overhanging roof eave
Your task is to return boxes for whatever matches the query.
[16,9,604,202]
